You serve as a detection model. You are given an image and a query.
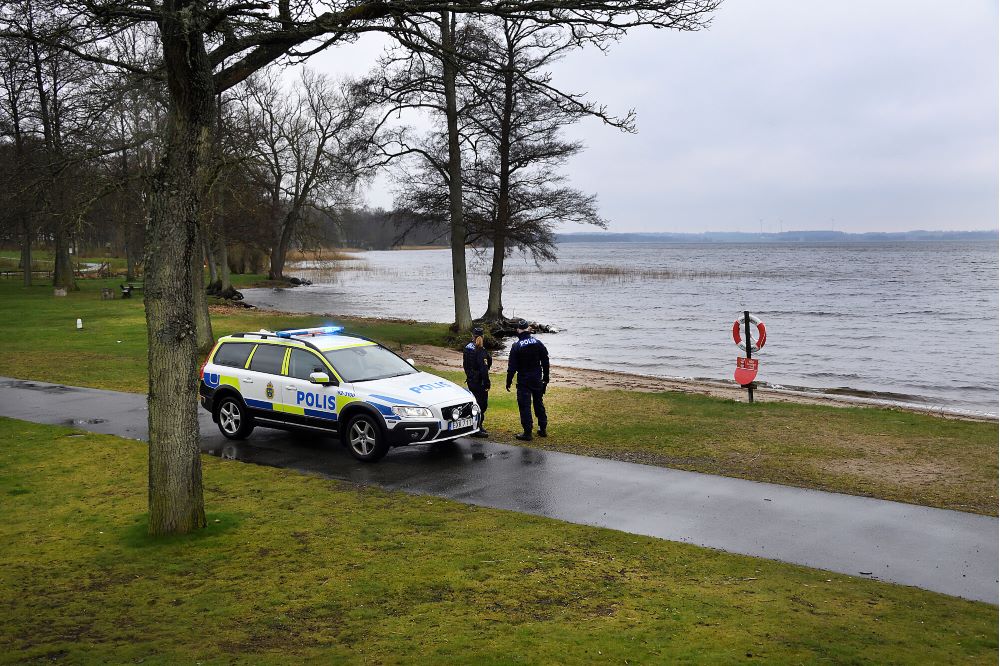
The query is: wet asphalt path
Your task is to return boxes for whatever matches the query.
[1,377,996,604]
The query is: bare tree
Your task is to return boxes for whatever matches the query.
[463,19,615,322]
[0,37,35,284]
[367,14,484,329]
[233,68,376,280]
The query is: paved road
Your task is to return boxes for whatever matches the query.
[1,377,996,604]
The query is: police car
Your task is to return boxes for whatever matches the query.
[199,326,480,462]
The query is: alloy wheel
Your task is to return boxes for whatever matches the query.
[350,420,376,456]
[220,401,241,435]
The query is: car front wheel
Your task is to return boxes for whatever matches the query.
[345,413,389,462]
[216,396,254,440]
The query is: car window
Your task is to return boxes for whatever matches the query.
[287,348,327,380]
[213,342,254,368]
[323,344,416,383]
[248,344,285,375]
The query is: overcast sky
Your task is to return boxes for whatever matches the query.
[310,1,999,233]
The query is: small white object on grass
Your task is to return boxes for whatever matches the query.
[76,318,83,330]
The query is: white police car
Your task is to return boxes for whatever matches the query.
[199,326,480,462]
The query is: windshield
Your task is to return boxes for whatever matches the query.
[323,344,416,383]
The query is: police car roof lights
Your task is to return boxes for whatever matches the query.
[276,325,344,338]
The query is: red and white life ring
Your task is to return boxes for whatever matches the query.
[733,314,766,353]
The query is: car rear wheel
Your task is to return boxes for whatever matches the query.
[345,413,389,462]
[216,396,254,440]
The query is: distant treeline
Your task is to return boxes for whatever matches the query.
[556,230,999,244]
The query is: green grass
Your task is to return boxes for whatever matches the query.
[0,418,995,664]
[0,249,129,272]
[0,277,996,515]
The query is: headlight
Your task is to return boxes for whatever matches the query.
[471,404,481,415]
[392,406,433,419]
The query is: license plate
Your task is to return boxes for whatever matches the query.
[449,417,475,430]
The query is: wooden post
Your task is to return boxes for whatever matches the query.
[743,309,754,404]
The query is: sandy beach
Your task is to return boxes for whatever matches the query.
[400,343,996,422]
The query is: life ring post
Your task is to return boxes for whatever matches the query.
[743,309,754,404]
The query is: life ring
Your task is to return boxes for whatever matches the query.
[733,314,766,353]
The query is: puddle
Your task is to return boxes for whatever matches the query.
[68,418,107,426]
[206,445,240,460]
[4,380,77,393]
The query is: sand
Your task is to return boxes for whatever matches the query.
[400,343,995,421]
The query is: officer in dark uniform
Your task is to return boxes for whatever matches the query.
[505,319,549,441]
[463,325,492,438]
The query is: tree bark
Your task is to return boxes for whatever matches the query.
[144,3,213,536]
[125,233,138,281]
[484,39,516,322]
[20,227,32,287]
[213,227,231,291]
[193,227,214,354]
[484,231,505,321]
[441,10,472,330]
[268,209,298,280]
[204,234,217,284]
[52,227,77,290]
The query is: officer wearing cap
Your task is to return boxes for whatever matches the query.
[463,325,492,438]
[505,319,549,441]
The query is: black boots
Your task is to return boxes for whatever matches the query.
[515,432,532,442]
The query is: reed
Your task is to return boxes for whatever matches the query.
[285,248,363,262]
[537,264,746,281]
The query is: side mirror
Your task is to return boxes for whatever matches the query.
[406,358,415,366]
[309,371,331,385]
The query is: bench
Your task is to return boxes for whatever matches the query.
[120,283,144,298]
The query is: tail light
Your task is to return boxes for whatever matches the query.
[200,342,221,380]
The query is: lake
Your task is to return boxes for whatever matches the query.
[243,241,999,417]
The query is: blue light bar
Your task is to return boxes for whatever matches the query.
[276,326,344,338]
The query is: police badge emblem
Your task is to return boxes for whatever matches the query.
[266,382,274,399]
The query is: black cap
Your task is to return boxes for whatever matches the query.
[472,326,484,336]
[515,319,529,330]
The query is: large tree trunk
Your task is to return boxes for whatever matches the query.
[484,40,516,323]
[268,209,297,280]
[441,10,472,330]
[125,232,139,281]
[144,6,213,536]
[484,232,505,321]
[52,225,77,291]
[211,225,231,292]
[21,222,32,287]
[204,235,217,284]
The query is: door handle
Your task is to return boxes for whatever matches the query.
[285,386,297,391]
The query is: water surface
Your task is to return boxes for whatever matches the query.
[244,241,999,417]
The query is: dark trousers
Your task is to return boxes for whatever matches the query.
[516,378,547,434]
[468,383,489,426]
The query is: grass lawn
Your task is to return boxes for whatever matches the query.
[0,418,996,664]
[0,249,129,273]
[0,277,996,515]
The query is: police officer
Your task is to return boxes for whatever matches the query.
[505,319,549,441]
[463,325,492,438]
